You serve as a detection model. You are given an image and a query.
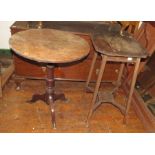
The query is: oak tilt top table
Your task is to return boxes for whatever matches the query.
[9,29,90,128]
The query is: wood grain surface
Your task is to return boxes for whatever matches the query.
[9,29,90,63]
[92,31,147,58]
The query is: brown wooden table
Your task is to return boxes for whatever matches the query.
[11,21,122,86]
[86,24,148,125]
[9,29,90,128]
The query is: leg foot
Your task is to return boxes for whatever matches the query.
[28,93,67,104]
[123,115,127,124]
[14,76,25,91]
[27,93,47,104]
[51,106,56,129]
[52,123,56,129]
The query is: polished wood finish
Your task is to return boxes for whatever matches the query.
[9,29,90,128]
[28,65,66,129]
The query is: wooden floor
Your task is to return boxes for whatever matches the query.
[0,78,146,133]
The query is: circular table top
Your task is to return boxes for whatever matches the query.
[9,29,90,63]
[92,26,148,58]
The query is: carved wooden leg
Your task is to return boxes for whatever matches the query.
[85,52,98,92]
[28,92,66,104]
[46,65,56,128]
[124,58,141,123]
[28,65,66,129]
[86,55,107,126]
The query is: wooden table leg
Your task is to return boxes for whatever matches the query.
[124,58,141,123]
[116,63,125,87]
[14,76,25,91]
[28,65,66,129]
[86,55,107,126]
[85,52,98,92]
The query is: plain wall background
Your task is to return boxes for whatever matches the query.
[0,21,14,49]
